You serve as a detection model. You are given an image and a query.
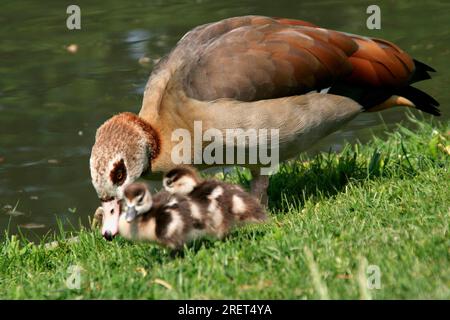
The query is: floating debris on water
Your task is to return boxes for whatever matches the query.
[5,209,26,217]
[19,223,45,229]
[3,203,25,216]
[138,56,151,65]
[47,159,59,164]
[30,196,39,200]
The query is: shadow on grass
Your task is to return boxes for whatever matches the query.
[224,114,448,213]
[145,227,270,259]
[268,149,388,212]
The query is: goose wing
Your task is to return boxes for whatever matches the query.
[173,16,414,102]
[142,16,437,117]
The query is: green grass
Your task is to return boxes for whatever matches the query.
[1,114,449,299]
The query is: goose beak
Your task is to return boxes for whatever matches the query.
[101,199,121,240]
[125,206,137,222]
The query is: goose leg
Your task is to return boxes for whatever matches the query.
[250,169,269,207]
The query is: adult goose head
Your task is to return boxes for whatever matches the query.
[90,16,439,238]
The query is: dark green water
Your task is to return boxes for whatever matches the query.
[0,0,449,239]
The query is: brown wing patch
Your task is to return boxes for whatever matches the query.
[344,35,414,87]
[183,23,356,101]
[146,15,424,112]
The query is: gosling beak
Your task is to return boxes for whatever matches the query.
[125,206,138,222]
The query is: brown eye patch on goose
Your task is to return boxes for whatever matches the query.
[110,159,127,186]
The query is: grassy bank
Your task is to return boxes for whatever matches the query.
[1,115,449,299]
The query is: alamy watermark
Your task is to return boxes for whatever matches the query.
[66,5,380,31]
[366,5,381,30]
[358,260,381,299]
[366,264,381,289]
[66,5,81,30]
[66,265,83,290]
[171,121,280,175]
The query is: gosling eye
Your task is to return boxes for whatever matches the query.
[137,194,144,205]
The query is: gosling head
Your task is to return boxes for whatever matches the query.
[123,182,153,222]
[163,166,201,195]
[90,112,160,239]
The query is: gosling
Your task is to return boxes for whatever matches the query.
[163,166,267,238]
[119,182,193,249]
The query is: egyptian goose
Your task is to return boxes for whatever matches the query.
[90,16,439,238]
[116,180,266,248]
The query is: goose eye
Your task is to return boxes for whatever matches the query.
[110,159,127,186]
